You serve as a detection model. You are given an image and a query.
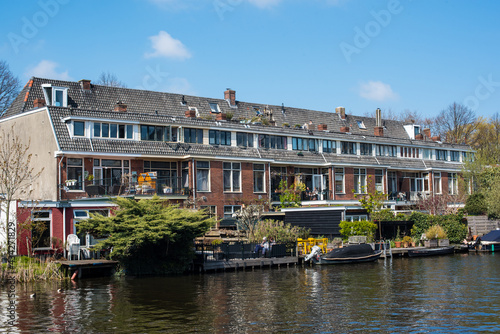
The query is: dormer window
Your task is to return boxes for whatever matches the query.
[209,103,221,113]
[42,84,68,107]
[73,121,85,136]
[414,125,421,137]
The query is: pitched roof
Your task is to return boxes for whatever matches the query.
[3,77,470,160]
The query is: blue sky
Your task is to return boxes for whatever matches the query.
[1,0,500,120]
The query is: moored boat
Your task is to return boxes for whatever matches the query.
[407,246,454,257]
[305,244,382,264]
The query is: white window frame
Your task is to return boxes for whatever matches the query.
[375,169,384,193]
[223,162,241,192]
[224,205,242,219]
[335,168,345,194]
[253,164,266,193]
[73,120,85,137]
[354,168,366,194]
[434,172,442,194]
[448,173,458,195]
[196,161,211,192]
[209,103,221,113]
[32,210,51,250]
[200,205,217,219]
[42,84,68,107]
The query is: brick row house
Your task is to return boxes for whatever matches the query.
[0,77,470,255]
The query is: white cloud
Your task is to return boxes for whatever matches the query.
[247,0,282,9]
[359,81,398,102]
[145,31,192,60]
[25,60,71,80]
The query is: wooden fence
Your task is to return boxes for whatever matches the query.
[467,215,500,236]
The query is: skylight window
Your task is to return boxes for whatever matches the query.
[209,103,221,113]
[356,120,366,129]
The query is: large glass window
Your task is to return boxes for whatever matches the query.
[196,161,210,192]
[259,135,287,149]
[67,158,83,190]
[224,205,241,218]
[375,169,384,192]
[209,130,231,145]
[141,125,170,142]
[388,171,397,195]
[223,162,241,192]
[253,164,265,193]
[237,132,254,147]
[184,128,203,144]
[423,149,432,160]
[323,140,336,153]
[354,168,366,193]
[434,172,442,194]
[73,121,85,136]
[335,168,344,193]
[341,142,356,155]
[32,211,51,249]
[360,143,372,156]
[292,137,318,151]
[376,145,396,157]
[450,151,460,162]
[144,161,178,191]
[436,150,447,161]
[448,173,458,195]
[94,122,133,139]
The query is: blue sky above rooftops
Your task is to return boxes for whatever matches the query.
[1,0,500,120]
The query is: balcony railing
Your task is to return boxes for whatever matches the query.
[271,189,330,202]
[63,177,190,198]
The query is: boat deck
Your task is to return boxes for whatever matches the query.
[56,259,119,278]
[196,256,298,272]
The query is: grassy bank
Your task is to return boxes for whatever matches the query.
[1,256,66,283]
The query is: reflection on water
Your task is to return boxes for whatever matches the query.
[1,253,500,333]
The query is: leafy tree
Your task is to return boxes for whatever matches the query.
[250,219,309,244]
[0,60,20,115]
[278,178,305,209]
[353,177,386,217]
[78,196,214,275]
[0,127,43,260]
[464,193,487,215]
[408,211,467,243]
[339,220,378,242]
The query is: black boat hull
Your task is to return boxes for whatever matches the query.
[407,246,454,257]
[313,250,383,264]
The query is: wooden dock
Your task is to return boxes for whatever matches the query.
[197,256,299,272]
[56,259,119,279]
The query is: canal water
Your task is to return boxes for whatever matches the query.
[2,253,500,333]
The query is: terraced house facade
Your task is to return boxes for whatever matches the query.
[1,77,470,254]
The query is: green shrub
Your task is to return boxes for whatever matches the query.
[409,212,467,243]
[251,219,310,243]
[425,225,447,239]
[464,193,487,215]
[339,220,378,242]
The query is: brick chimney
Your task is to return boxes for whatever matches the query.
[415,133,424,140]
[340,126,350,133]
[185,109,196,118]
[317,124,327,131]
[224,88,236,107]
[431,135,441,142]
[335,106,346,120]
[33,98,46,108]
[114,101,127,112]
[374,108,384,137]
[216,113,227,121]
[423,128,431,139]
[79,79,91,90]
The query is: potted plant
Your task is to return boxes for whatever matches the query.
[424,225,447,248]
[282,122,290,128]
[402,236,413,248]
[394,227,402,248]
[65,179,77,186]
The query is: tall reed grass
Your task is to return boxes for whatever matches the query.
[0,257,66,283]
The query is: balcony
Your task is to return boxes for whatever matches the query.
[63,177,190,199]
[271,189,330,202]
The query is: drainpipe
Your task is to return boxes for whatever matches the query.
[191,158,196,204]
[63,207,66,258]
[268,162,271,204]
[58,154,65,201]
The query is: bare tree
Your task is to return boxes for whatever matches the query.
[0,127,43,260]
[95,71,126,88]
[0,60,20,115]
[433,102,477,144]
